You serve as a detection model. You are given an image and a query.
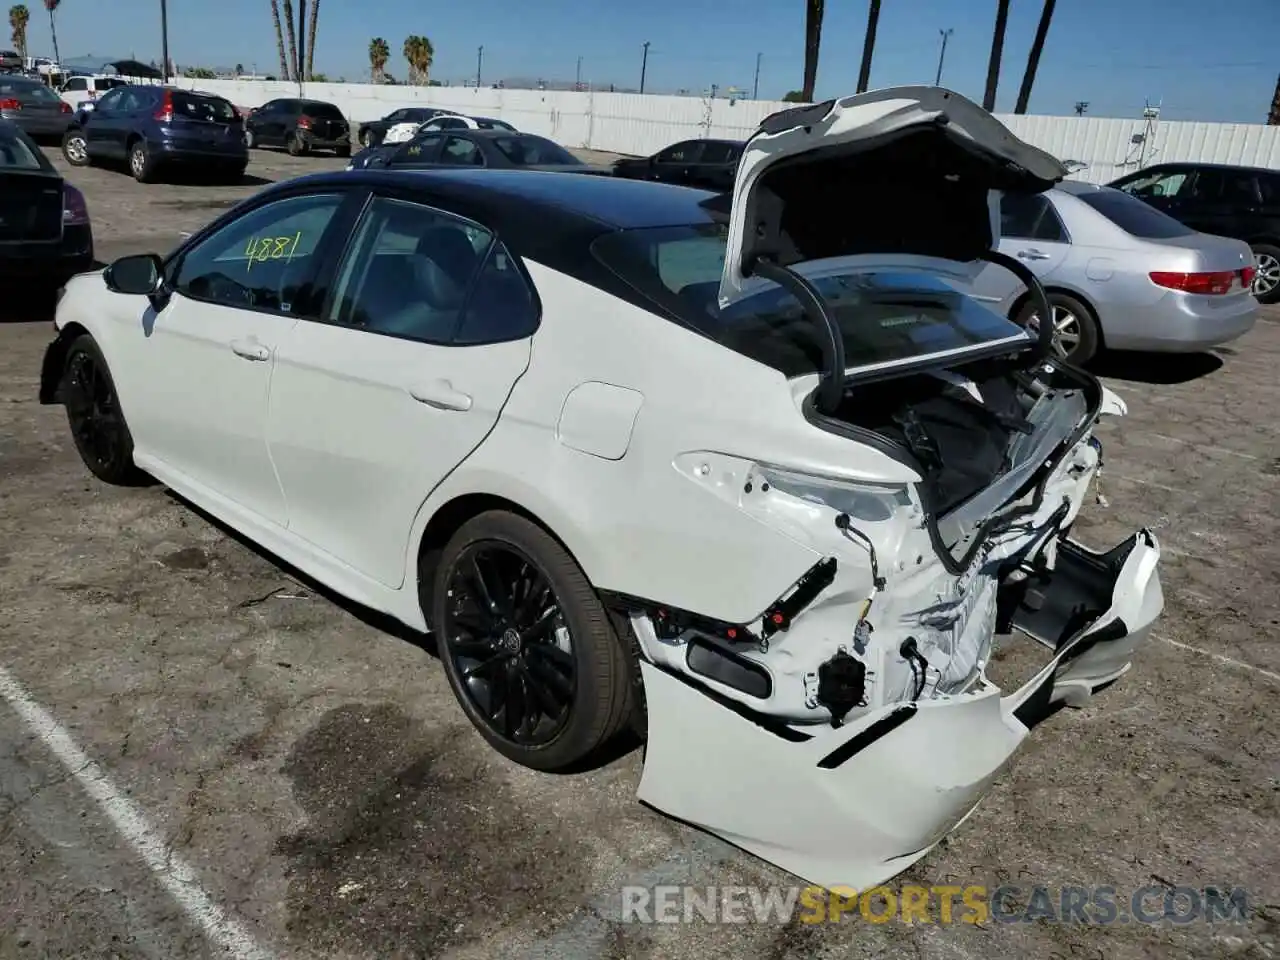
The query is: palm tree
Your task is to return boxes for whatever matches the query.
[801,0,823,102]
[982,0,1010,111]
[281,0,299,81]
[41,0,58,66]
[368,36,389,83]
[1013,0,1056,114]
[8,4,28,60]
[269,0,290,79]
[402,35,433,86]
[855,0,880,94]
[304,0,318,80]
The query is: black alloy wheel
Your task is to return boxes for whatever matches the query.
[61,336,145,485]
[430,511,636,771]
[442,541,576,745]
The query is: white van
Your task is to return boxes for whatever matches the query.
[58,75,128,107]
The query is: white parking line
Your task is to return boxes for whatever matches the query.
[1147,433,1259,462]
[0,665,277,960]
[1156,636,1280,684]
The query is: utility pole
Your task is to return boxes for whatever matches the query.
[752,52,761,99]
[640,41,650,94]
[297,0,306,84]
[982,0,1010,111]
[576,55,582,89]
[856,0,881,94]
[1268,72,1280,124]
[476,45,483,88]
[935,28,953,87]
[159,0,170,83]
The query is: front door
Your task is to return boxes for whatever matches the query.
[118,191,350,526]
[266,193,535,587]
[83,87,126,159]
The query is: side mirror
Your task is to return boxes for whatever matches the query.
[103,253,163,295]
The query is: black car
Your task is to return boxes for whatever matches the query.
[245,98,351,157]
[611,138,744,191]
[356,107,446,148]
[347,129,610,175]
[61,85,248,183]
[1108,162,1280,303]
[0,119,93,289]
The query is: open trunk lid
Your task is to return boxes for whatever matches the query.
[716,86,1069,309]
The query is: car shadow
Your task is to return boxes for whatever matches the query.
[1089,349,1225,385]
[0,290,57,323]
[163,168,274,187]
[160,488,643,773]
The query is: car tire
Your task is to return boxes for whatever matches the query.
[1014,291,1100,366]
[60,334,148,486]
[1250,243,1280,304]
[128,139,155,183]
[428,510,635,772]
[61,128,90,166]
[286,133,305,157]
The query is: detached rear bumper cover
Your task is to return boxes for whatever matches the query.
[637,530,1161,892]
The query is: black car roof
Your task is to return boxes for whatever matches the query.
[1126,161,1279,176]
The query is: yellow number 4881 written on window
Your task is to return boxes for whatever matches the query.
[244,232,303,270]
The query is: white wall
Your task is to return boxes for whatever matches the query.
[139,75,1280,178]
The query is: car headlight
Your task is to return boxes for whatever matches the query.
[755,465,912,525]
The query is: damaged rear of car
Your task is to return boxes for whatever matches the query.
[595,87,1163,890]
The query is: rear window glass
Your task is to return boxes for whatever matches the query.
[491,136,580,165]
[592,224,1029,378]
[476,118,516,131]
[0,129,49,170]
[1076,189,1194,238]
[304,102,346,121]
[0,79,60,102]
[172,92,237,121]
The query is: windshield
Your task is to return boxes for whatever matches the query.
[1077,188,1194,239]
[592,224,1029,377]
[172,91,237,122]
[492,135,580,165]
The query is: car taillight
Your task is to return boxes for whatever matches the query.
[1241,265,1256,289]
[1149,270,1237,295]
[62,183,89,226]
[297,115,312,129]
[59,100,71,113]
[154,89,174,122]
[0,97,21,110]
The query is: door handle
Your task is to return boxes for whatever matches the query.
[230,339,270,361]
[408,380,472,411]
[1017,249,1051,261]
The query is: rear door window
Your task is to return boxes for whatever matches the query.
[1000,194,1068,242]
[698,142,738,164]
[440,136,483,165]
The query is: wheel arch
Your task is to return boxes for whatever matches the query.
[1008,283,1106,349]
[39,320,91,404]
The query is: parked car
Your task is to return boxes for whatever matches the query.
[1108,162,1280,304]
[346,129,610,174]
[39,85,1162,894]
[379,112,516,143]
[611,138,744,191]
[244,97,350,156]
[57,74,127,108]
[61,85,248,183]
[0,50,22,72]
[356,107,446,148]
[0,74,74,140]
[966,181,1258,363]
[0,119,93,289]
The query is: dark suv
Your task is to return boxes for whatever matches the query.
[611,138,744,191]
[61,85,248,183]
[1109,162,1280,303]
[244,98,351,157]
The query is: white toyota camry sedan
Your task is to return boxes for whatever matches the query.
[40,86,1164,892]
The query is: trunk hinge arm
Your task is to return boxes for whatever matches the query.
[977,248,1055,361]
[745,253,847,415]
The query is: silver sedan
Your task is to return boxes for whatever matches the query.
[968,181,1258,364]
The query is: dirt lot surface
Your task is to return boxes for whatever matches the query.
[1,144,1278,959]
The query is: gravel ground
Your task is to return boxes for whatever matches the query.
[0,143,1277,959]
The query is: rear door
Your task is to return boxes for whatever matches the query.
[652,140,704,185]
[1175,167,1261,241]
[265,191,536,587]
[81,87,127,158]
[386,133,445,167]
[967,192,1070,311]
[438,135,485,167]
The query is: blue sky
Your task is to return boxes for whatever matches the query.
[38,0,1278,121]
